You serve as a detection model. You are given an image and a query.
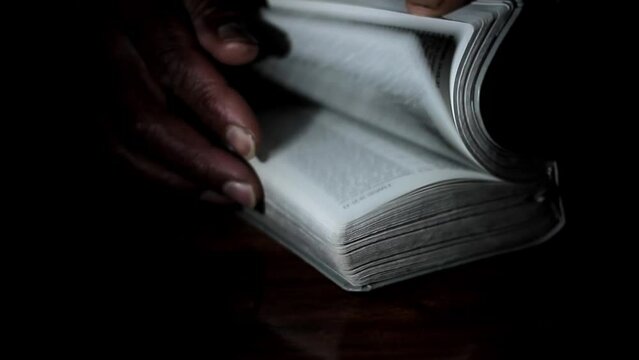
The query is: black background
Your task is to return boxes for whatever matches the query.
[13,0,629,356]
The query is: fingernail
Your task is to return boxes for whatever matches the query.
[226,125,256,160]
[200,190,230,204]
[408,0,444,13]
[218,23,258,45]
[416,0,444,8]
[223,181,256,208]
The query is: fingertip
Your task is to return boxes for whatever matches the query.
[201,155,264,209]
[211,150,264,209]
[215,87,262,155]
[406,2,445,17]
[217,22,257,42]
[200,190,234,204]
[217,41,260,66]
[407,5,437,16]
[226,124,256,160]
[222,181,257,208]
[406,0,470,17]
[196,21,260,65]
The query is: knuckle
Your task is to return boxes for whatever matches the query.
[154,37,196,86]
[157,171,191,190]
[191,151,220,178]
[155,47,228,116]
[156,46,187,86]
[189,150,240,187]
[190,79,225,115]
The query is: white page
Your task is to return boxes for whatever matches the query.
[260,0,479,167]
[250,107,496,244]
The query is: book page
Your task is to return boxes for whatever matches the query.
[259,0,479,166]
[303,0,408,13]
[251,107,496,242]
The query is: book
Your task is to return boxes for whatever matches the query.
[241,0,565,291]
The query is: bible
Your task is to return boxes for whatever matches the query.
[241,0,564,291]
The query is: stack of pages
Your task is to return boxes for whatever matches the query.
[241,0,564,291]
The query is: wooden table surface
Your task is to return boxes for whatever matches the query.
[195,214,572,360]
[59,169,601,359]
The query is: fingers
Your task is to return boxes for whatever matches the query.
[184,0,267,65]
[188,0,290,61]
[191,11,259,66]
[109,29,262,208]
[114,143,236,205]
[406,0,470,17]
[134,114,263,208]
[125,3,261,161]
[113,142,199,192]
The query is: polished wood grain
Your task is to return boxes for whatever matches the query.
[50,155,608,358]
[181,207,579,359]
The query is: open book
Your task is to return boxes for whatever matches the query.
[241,0,564,291]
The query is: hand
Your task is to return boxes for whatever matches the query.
[103,0,265,208]
[406,0,471,16]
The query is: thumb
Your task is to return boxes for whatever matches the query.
[406,0,470,17]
